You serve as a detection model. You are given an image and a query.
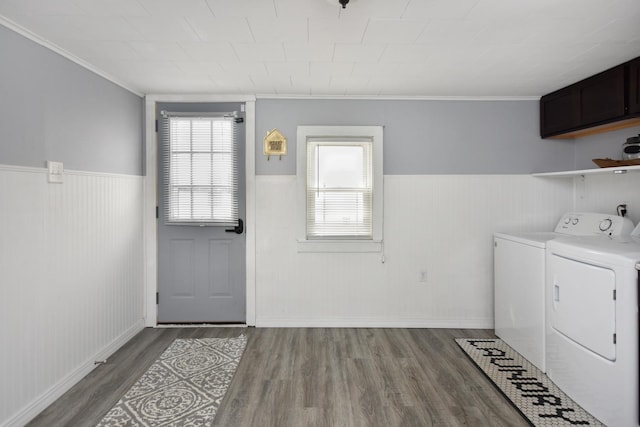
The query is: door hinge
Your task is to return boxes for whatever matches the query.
[613,289,616,300]
[613,333,617,344]
[156,292,159,304]
[156,206,159,219]
[155,119,158,132]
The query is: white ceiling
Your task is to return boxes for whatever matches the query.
[1,0,639,97]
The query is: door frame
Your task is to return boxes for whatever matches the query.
[143,94,256,327]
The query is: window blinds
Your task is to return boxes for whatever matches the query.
[162,113,239,225]
[306,138,373,239]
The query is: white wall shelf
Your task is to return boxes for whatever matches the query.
[532,165,640,178]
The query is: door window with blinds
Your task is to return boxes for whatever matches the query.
[162,112,239,225]
[297,126,383,252]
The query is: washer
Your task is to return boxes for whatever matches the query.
[546,224,640,426]
[494,212,634,372]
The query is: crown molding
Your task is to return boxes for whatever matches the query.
[0,16,143,97]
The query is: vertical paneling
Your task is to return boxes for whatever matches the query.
[0,165,144,427]
[575,173,640,225]
[254,174,573,327]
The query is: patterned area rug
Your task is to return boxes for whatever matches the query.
[97,335,247,427]
[456,339,603,427]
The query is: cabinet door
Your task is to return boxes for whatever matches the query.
[629,58,640,115]
[540,87,579,137]
[579,66,626,124]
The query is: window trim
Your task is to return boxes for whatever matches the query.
[296,125,383,253]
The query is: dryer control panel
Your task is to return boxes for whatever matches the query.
[554,212,635,236]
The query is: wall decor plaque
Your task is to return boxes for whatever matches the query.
[264,128,287,160]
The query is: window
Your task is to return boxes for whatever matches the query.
[162,113,239,225]
[306,139,372,238]
[297,126,383,252]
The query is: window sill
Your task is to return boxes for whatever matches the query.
[297,239,382,253]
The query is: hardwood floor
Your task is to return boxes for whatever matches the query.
[27,328,529,427]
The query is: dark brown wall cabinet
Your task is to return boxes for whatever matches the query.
[540,56,640,139]
[629,57,640,115]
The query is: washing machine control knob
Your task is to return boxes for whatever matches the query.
[572,218,579,225]
[564,217,571,224]
[599,218,613,232]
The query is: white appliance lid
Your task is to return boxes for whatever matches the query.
[548,235,640,266]
[494,231,561,248]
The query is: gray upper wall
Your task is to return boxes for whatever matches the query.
[0,25,143,175]
[256,98,575,175]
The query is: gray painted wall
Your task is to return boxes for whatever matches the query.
[256,99,575,175]
[0,25,143,175]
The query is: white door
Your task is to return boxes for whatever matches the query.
[156,102,246,323]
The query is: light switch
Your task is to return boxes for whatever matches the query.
[47,160,64,184]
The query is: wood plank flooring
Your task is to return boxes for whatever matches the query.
[26,328,529,427]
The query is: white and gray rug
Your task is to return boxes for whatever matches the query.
[97,335,247,427]
[456,338,603,427]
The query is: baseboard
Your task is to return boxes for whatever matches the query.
[255,317,494,329]
[3,320,145,427]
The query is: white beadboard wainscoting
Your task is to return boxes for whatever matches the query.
[0,165,145,427]
[574,172,640,225]
[255,175,574,328]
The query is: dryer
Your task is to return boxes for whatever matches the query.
[546,224,640,426]
[494,212,634,372]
